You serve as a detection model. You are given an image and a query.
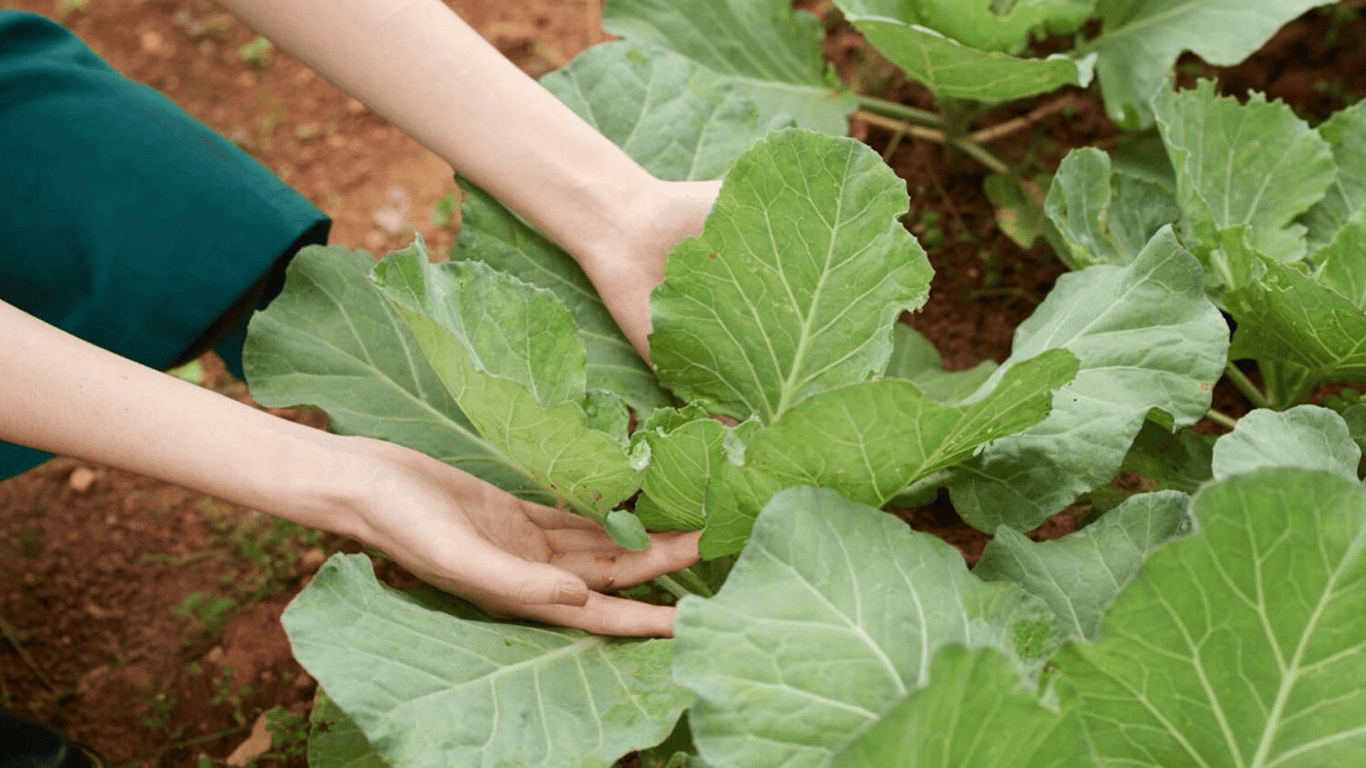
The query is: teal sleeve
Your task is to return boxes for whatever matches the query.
[0,11,331,479]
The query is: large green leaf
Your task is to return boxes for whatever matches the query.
[243,246,543,499]
[829,646,1093,768]
[975,490,1192,640]
[1056,469,1366,765]
[1121,418,1214,494]
[284,555,689,768]
[1152,80,1334,277]
[631,405,729,531]
[700,349,1079,558]
[448,39,800,414]
[1304,101,1366,246]
[308,691,389,768]
[371,243,640,519]
[1045,147,1180,269]
[541,41,791,183]
[1212,405,1362,481]
[835,0,1093,103]
[1090,0,1328,128]
[948,227,1228,532]
[1314,211,1366,308]
[884,322,998,405]
[855,0,1094,54]
[1226,258,1366,387]
[650,128,932,423]
[602,0,856,135]
[448,186,668,414]
[674,487,1058,768]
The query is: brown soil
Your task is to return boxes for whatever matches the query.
[1,1,1362,766]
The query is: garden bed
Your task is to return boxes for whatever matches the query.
[2,1,1364,766]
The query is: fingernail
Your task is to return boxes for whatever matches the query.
[555,582,589,607]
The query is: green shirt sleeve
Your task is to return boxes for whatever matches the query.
[0,10,331,479]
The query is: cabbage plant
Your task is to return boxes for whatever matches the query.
[242,21,1366,768]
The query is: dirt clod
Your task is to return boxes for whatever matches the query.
[66,466,98,493]
[225,711,274,767]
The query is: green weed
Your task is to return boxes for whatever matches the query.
[171,591,236,641]
[140,692,178,734]
[210,666,253,727]
[431,192,460,230]
[262,707,310,761]
[238,36,273,69]
[910,211,945,250]
[167,359,205,385]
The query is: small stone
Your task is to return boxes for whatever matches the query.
[371,186,412,236]
[293,671,315,689]
[226,711,273,767]
[299,547,326,570]
[139,30,163,54]
[236,71,257,89]
[68,466,98,493]
[204,646,226,666]
[85,600,120,619]
[344,97,367,115]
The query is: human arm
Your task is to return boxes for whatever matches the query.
[0,300,698,636]
[214,0,720,358]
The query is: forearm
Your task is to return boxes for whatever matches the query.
[216,0,657,261]
[0,301,363,535]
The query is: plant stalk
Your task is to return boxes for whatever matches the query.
[1224,362,1270,410]
[1204,409,1238,430]
[669,566,715,598]
[653,575,690,601]
[851,111,1012,175]
[852,110,945,142]
[968,93,1079,144]
[1256,359,1315,411]
[853,94,944,127]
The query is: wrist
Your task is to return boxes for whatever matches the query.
[573,178,721,274]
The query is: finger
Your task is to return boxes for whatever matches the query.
[414,539,591,608]
[520,501,603,531]
[505,592,679,638]
[550,531,701,591]
[542,526,621,552]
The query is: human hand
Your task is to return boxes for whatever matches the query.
[576,179,722,362]
[338,436,701,637]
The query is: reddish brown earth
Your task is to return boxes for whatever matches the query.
[1,1,1363,765]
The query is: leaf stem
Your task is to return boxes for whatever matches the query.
[653,567,715,600]
[851,111,1012,175]
[854,94,944,127]
[653,575,690,601]
[952,137,1012,175]
[1224,362,1270,410]
[669,566,716,598]
[967,93,1079,144]
[852,109,945,142]
[1204,409,1238,430]
[1262,360,1316,409]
